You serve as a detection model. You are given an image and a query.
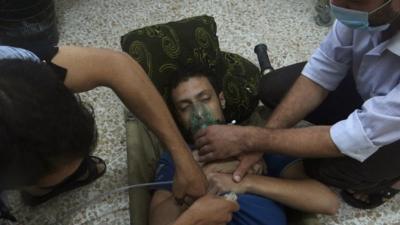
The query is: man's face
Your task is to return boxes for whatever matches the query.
[171,76,225,137]
[331,0,400,26]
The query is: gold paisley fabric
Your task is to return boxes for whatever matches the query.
[128,41,153,79]
[121,15,260,122]
[221,52,260,122]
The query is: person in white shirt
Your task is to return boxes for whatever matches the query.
[194,0,400,209]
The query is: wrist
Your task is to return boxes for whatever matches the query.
[174,208,199,225]
[242,175,255,192]
[242,127,254,153]
[243,127,270,152]
[173,150,196,169]
[265,121,279,129]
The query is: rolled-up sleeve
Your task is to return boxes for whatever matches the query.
[331,83,400,162]
[302,21,353,91]
[0,46,39,62]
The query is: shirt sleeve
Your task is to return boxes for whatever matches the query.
[0,46,67,81]
[0,46,40,62]
[330,82,400,162]
[152,152,175,191]
[302,21,354,91]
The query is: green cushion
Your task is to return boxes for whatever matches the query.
[121,15,260,122]
[221,51,260,122]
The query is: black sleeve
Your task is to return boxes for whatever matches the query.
[28,45,67,82]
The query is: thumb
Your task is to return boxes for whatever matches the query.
[232,159,253,183]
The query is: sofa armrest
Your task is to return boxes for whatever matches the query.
[126,112,164,225]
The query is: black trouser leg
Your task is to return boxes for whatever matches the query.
[258,62,363,125]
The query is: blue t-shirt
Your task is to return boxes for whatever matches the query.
[153,152,298,225]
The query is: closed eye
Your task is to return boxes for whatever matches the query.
[201,96,211,102]
[178,104,190,112]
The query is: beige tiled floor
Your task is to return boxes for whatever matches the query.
[2,0,400,224]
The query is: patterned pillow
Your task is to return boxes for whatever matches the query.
[221,51,260,122]
[121,15,260,122]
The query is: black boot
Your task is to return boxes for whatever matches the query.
[0,0,59,51]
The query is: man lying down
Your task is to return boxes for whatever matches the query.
[149,65,340,225]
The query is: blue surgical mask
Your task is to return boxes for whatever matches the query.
[330,0,392,30]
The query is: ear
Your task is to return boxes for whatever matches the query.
[219,92,226,109]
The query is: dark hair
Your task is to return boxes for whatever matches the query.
[0,59,97,188]
[168,64,222,97]
[166,64,222,141]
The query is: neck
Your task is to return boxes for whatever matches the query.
[383,13,400,40]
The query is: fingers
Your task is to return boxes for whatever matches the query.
[220,195,240,212]
[195,136,209,150]
[232,160,253,183]
[198,152,216,163]
[231,200,240,211]
[198,144,213,156]
[192,150,200,161]
[193,127,207,140]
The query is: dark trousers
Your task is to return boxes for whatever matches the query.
[259,62,400,192]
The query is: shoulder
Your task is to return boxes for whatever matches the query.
[387,32,400,56]
[324,20,354,47]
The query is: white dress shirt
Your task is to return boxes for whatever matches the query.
[302,21,400,162]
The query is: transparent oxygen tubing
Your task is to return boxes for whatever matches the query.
[54,180,237,224]
[54,180,173,224]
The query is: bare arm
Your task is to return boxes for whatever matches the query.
[202,158,265,177]
[208,162,340,215]
[173,194,239,225]
[150,191,239,225]
[257,75,339,156]
[150,191,183,225]
[196,75,342,161]
[52,46,207,198]
[265,75,329,129]
[245,175,339,214]
[196,124,342,162]
[246,125,342,158]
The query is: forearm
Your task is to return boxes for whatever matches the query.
[150,196,184,225]
[106,53,194,164]
[244,175,339,214]
[54,47,192,163]
[244,125,342,158]
[266,75,329,129]
[173,213,197,225]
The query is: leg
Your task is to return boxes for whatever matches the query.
[304,142,400,191]
[258,62,306,110]
[304,140,400,208]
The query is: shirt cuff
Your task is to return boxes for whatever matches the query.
[330,111,379,162]
[302,48,349,91]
